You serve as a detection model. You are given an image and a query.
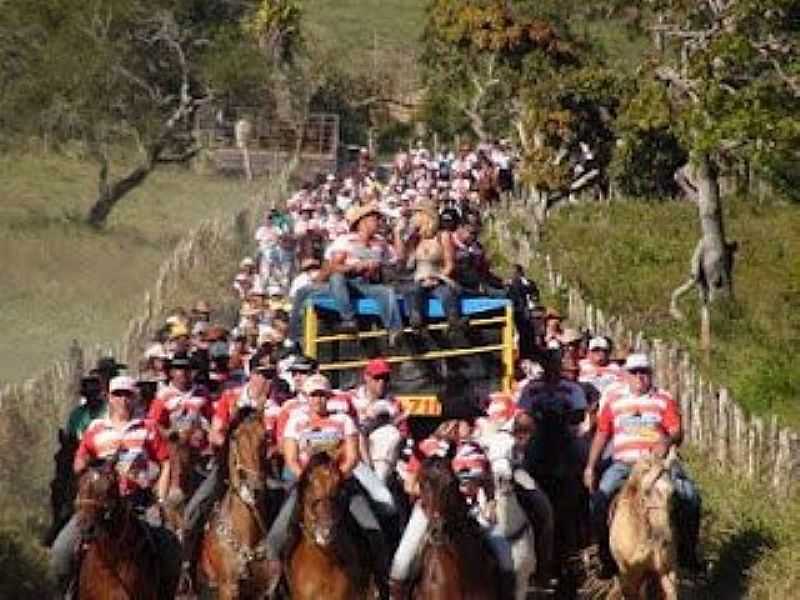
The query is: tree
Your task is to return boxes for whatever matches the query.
[624,0,800,317]
[420,0,578,142]
[0,0,270,227]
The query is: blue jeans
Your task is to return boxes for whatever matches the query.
[328,273,403,332]
[288,283,330,341]
[406,281,460,321]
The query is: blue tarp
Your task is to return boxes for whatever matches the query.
[311,294,509,318]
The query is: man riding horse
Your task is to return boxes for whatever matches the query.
[49,375,180,599]
[180,347,280,589]
[264,373,393,598]
[583,353,703,579]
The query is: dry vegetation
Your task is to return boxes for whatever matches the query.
[0,151,254,384]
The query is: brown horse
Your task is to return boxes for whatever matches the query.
[74,460,171,600]
[199,408,274,599]
[609,453,679,600]
[413,456,502,600]
[287,453,372,600]
[162,426,204,535]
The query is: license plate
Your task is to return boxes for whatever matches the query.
[399,395,442,417]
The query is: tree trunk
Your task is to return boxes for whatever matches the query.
[695,153,733,301]
[86,159,154,228]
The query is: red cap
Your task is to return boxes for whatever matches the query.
[365,358,392,377]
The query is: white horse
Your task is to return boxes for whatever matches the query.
[484,430,537,600]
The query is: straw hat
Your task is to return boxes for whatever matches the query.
[346,203,381,230]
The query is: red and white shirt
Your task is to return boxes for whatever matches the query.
[213,384,281,448]
[76,418,168,495]
[326,232,396,270]
[597,385,681,464]
[579,359,623,396]
[148,384,213,448]
[283,411,357,469]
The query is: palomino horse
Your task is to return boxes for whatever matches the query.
[74,460,174,600]
[199,409,274,599]
[609,452,679,600]
[414,456,502,600]
[162,425,204,536]
[288,453,372,600]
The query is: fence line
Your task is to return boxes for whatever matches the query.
[0,171,289,507]
[488,210,800,495]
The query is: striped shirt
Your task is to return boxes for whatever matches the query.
[76,418,167,495]
[326,232,396,271]
[597,385,680,463]
[579,360,624,397]
[283,411,357,469]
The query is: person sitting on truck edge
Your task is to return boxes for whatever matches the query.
[326,202,404,346]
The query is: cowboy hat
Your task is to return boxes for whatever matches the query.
[346,203,381,230]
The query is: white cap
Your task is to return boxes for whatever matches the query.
[109,375,137,394]
[192,321,209,336]
[304,373,332,396]
[235,273,250,282]
[240,257,255,268]
[266,284,284,297]
[589,336,610,351]
[624,353,652,371]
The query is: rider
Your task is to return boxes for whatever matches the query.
[50,375,180,598]
[583,353,702,578]
[578,336,623,397]
[64,374,107,442]
[147,354,213,445]
[181,348,279,584]
[264,373,392,596]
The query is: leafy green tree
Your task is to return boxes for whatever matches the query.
[0,0,274,227]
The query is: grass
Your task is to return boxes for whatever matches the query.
[685,449,800,599]
[523,199,800,427]
[0,151,255,384]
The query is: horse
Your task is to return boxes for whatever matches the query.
[485,431,537,600]
[413,456,502,600]
[609,452,679,600]
[45,428,79,546]
[199,408,275,599]
[162,424,205,536]
[524,396,586,589]
[74,460,173,600]
[287,452,373,600]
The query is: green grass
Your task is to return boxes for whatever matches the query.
[524,199,800,427]
[0,151,255,384]
[305,0,426,59]
[685,450,800,599]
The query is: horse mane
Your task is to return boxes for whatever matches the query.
[295,452,338,506]
[218,406,258,483]
[419,456,471,526]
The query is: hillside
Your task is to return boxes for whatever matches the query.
[522,199,800,428]
[0,152,253,383]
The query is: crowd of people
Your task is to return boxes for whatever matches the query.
[49,142,703,599]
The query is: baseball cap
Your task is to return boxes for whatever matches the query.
[559,328,582,345]
[109,375,137,394]
[589,336,610,351]
[304,374,332,396]
[287,355,317,373]
[365,358,391,378]
[624,353,652,371]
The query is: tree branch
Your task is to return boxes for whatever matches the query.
[655,66,700,102]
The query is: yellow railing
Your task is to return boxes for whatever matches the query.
[303,302,515,415]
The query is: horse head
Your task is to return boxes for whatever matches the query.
[75,458,120,534]
[419,456,469,530]
[297,453,344,547]
[165,425,202,507]
[225,408,268,508]
[626,451,677,538]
